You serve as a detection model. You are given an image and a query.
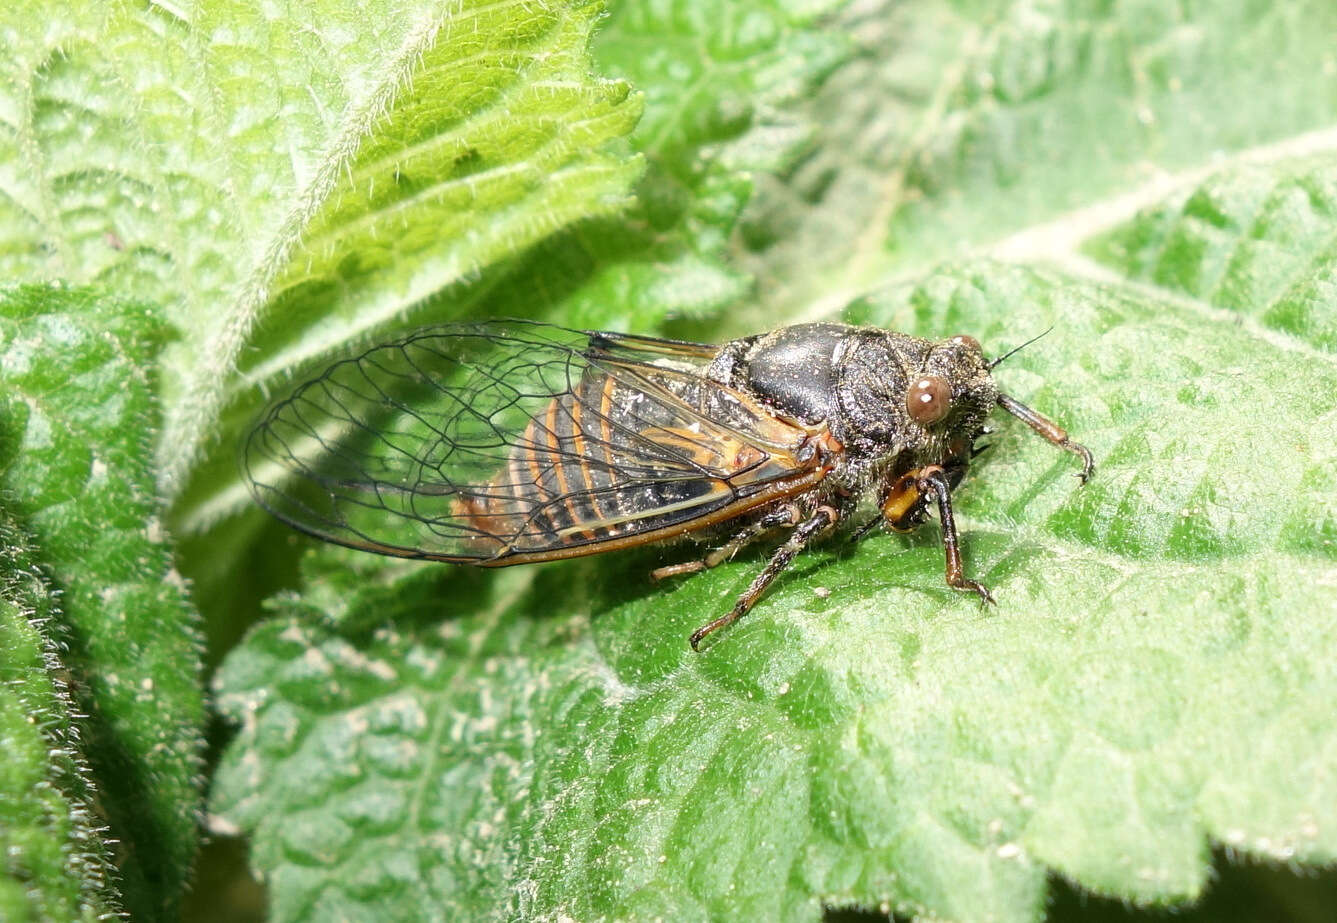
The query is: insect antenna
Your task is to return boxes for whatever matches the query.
[988,327,1053,370]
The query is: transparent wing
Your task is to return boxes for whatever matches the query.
[242,321,828,564]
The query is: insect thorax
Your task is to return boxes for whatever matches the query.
[708,323,998,467]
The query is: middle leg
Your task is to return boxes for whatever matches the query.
[651,504,801,581]
[689,505,839,650]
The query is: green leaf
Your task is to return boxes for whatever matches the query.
[0,506,118,922]
[211,247,1337,922]
[569,0,849,328]
[1085,156,1337,352]
[0,0,644,499]
[0,285,205,920]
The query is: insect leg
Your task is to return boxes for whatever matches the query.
[914,466,995,605]
[689,505,839,651]
[848,517,885,543]
[651,504,801,581]
[996,393,1095,483]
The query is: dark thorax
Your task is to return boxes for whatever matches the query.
[707,323,999,491]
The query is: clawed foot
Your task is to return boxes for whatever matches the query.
[952,577,995,606]
[689,611,737,652]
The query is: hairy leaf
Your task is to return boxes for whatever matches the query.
[0,506,118,921]
[207,0,1337,920]
[0,285,204,920]
[212,256,1337,920]
[0,0,644,500]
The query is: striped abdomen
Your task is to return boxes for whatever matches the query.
[453,367,814,560]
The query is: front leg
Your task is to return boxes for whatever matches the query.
[996,393,1095,483]
[852,448,974,543]
[914,466,994,605]
[690,505,839,650]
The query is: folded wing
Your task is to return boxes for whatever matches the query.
[243,321,830,564]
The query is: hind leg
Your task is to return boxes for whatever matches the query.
[689,505,840,650]
[650,504,801,581]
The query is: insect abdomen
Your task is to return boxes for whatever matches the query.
[454,370,742,559]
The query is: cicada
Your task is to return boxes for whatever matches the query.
[244,321,1093,649]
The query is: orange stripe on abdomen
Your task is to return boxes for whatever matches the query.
[517,417,561,540]
[546,396,597,541]
[568,385,606,525]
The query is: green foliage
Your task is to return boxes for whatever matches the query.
[211,263,1337,921]
[0,285,204,919]
[0,509,117,922]
[1,0,1336,920]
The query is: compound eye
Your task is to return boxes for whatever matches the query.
[950,334,982,353]
[907,375,952,425]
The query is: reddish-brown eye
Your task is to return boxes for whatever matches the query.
[907,375,951,424]
[950,334,982,353]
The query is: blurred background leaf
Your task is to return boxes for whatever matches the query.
[735,0,1337,326]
